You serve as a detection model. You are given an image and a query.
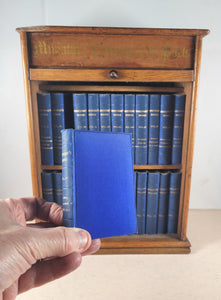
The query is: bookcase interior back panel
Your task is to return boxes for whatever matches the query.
[17,26,209,254]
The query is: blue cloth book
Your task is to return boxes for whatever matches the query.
[135,94,149,165]
[171,94,186,164]
[111,94,124,132]
[52,171,62,206]
[148,94,160,164]
[73,93,88,130]
[167,171,182,234]
[158,94,175,165]
[99,94,111,132]
[146,172,160,235]
[51,93,73,165]
[62,129,137,239]
[41,171,54,202]
[124,94,136,161]
[37,93,54,165]
[136,172,147,234]
[88,94,99,131]
[157,172,170,234]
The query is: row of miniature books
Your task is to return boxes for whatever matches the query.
[37,92,186,166]
[41,169,181,235]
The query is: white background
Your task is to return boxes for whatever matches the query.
[0,0,220,208]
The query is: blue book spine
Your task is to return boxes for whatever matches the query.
[51,93,73,165]
[73,93,88,130]
[172,94,186,164]
[135,94,149,165]
[136,172,147,234]
[37,93,54,165]
[52,171,62,206]
[88,94,99,131]
[146,172,160,235]
[111,94,124,132]
[158,94,175,165]
[99,94,111,132]
[157,172,170,234]
[41,171,54,202]
[124,94,136,161]
[167,171,182,233]
[148,94,160,164]
[62,129,76,227]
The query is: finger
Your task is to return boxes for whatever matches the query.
[2,280,18,300]
[18,252,82,294]
[23,226,91,261]
[82,239,101,256]
[6,197,63,225]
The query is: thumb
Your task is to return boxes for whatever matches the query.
[26,226,92,261]
[0,226,91,292]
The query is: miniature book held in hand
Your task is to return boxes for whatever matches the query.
[62,129,137,239]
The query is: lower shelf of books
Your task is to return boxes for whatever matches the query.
[98,234,191,254]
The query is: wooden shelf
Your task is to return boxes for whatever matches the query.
[41,164,181,171]
[39,84,184,94]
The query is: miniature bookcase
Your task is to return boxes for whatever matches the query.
[17,26,209,254]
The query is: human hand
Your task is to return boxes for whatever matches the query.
[0,197,101,299]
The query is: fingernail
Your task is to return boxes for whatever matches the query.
[77,229,90,251]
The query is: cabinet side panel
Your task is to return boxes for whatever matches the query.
[19,32,40,196]
[179,37,204,240]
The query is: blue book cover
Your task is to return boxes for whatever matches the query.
[61,129,137,239]
[171,94,186,164]
[157,172,170,234]
[136,172,147,234]
[111,94,124,132]
[73,93,88,130]
[167,171,182,234]
[135,94,149,165]
[52,171,62,206]
[37,93,54,165]
[148,94,160,164]
[41,171,54,202]
[88,94,99,131]
[158,94,175,165]
[146,172,160,235]
[51,93,73,165]
[99,94,111,132]
[124,94,135,161]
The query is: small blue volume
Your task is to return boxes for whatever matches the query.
[52,171,62,206]
[124,94,136,161]
[41,171,54,202]
[51,93,73,165]
[148,94,160,164]
[99,94,111,132]
[136,172,147,234]
[62,129,76,226]
[135,94,149,165]
[172,94,186,164]
[146,172,160,234]
[158,94,175,165]
[88,94,99,131]
[73,93,88,130]
[167,171,182,233]
[37,93,54,165]
[111,94,124,132]
[157,172,170,234]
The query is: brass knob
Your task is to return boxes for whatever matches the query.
[109,70,118,79]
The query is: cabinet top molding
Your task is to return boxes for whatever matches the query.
[16,26,210,37]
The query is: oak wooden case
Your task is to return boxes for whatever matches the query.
[17,26,209,254]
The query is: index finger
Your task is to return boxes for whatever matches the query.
[6,197,63,225]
